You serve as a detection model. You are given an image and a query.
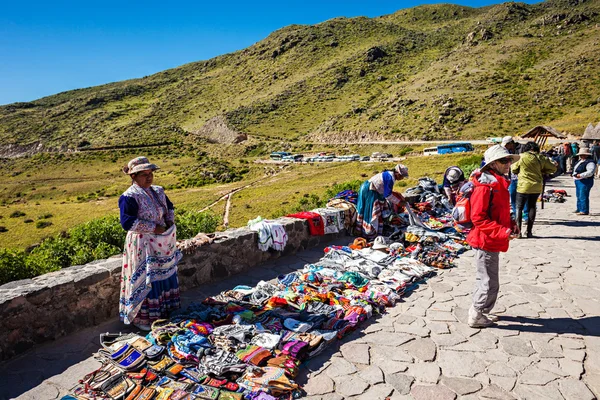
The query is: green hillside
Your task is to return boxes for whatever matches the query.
[1,0,599,153]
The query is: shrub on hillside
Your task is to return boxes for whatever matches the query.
[0,210,219,285]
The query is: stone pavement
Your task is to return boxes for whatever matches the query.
[1,175,599,400]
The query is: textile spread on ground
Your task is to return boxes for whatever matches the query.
[64,177,565,400]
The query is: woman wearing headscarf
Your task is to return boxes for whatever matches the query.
[442,166,466,206]
[467,145,520,328]
[510,141,557,238]
[355,164,409,238]
[118,157,182,330]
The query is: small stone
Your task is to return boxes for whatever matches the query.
[441,376,482,395]
[489,375,516,392]
[563,348,586,362]
[431,333,466,347]
[427,310,457,322]
[386,373,415,395]
[370,345,414,363]
[407,363,441,383]
[340,343,370,365]
[333,375,370,397]
[325,358,357,378]
[304,374,335,395]
[359,365,384,385]
[394,323,431,337]
[437,350,487,378]
[487,362,516,377]
[478,384,516,400]
[553,337,586,350]
[411,384,457,400]
[403,338,437,361]
[354,383,395,400]
[559,359,584,378]
[500,337,536,357]
[519,366,560,385]
[514,382,564,400]
[429,322,450,335]
[531,340,564,358]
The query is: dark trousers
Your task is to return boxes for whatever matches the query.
[516,192,539,234]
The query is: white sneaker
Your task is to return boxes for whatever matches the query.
[468,306,495,328]
[484,313,500,322]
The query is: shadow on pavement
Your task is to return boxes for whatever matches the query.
[535,219,600,228]
[496,316,600,336]
[0,236,351,400]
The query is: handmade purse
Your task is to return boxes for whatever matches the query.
[191,384,220,400]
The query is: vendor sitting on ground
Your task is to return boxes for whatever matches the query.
[355,164,409,239]
[442,166,466,206]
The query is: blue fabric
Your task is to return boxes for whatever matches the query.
[382,171,394,198]
[356,180,384,222]
[574,159,596,185]
[509,179,529,220]
[575,179,594,214]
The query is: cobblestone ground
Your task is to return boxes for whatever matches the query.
[1,175,599,400]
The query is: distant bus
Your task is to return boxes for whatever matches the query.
[423,147,438,156]
[270,151,291,160]
[437,142,474,155]
[282,154,303,162]
[423,142,474,156]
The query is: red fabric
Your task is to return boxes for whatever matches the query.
[466,170,513,252]
[287,212,325,236]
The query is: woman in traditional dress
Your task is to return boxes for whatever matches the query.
[118,157,182,330]
[355,164,409,239]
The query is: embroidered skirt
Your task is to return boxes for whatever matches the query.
[119,224,182,325]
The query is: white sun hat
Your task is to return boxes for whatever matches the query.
[482,145,520,170]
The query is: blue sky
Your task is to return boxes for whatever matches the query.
[0,0,538,105]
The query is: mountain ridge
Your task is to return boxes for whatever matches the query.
[1,0,599,155]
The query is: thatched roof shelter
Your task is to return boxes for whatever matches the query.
[521,125,567,147]
[582,122,600,141]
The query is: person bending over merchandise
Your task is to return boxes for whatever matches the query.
[572,148,596,215]
[467,145,520,328]
[355,164,409,239]
[442,166,466,206]
[510,141,556,238]
[118,157,183,331]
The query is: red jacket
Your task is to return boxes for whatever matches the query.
[466,170,513,252]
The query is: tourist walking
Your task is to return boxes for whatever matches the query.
[467,145,520,328]
[355,164,409,238]
[510,142,557,238]
[119,157,182,330]
[573,148,596,215]
[501,136,522,217]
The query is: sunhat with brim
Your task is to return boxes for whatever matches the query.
[577,149,592,156]
[122,156,160,175]
[372,236,390,250]
[394,164,409,178]
[481,145,520,171]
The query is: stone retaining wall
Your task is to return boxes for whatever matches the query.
[0,217,347,361]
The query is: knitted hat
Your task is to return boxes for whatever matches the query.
[394,164,409,178]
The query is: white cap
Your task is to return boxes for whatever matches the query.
[501,136,514,146]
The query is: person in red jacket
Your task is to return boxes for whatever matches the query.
[467,145,520,328]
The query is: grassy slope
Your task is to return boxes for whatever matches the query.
[1,0,599,149]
